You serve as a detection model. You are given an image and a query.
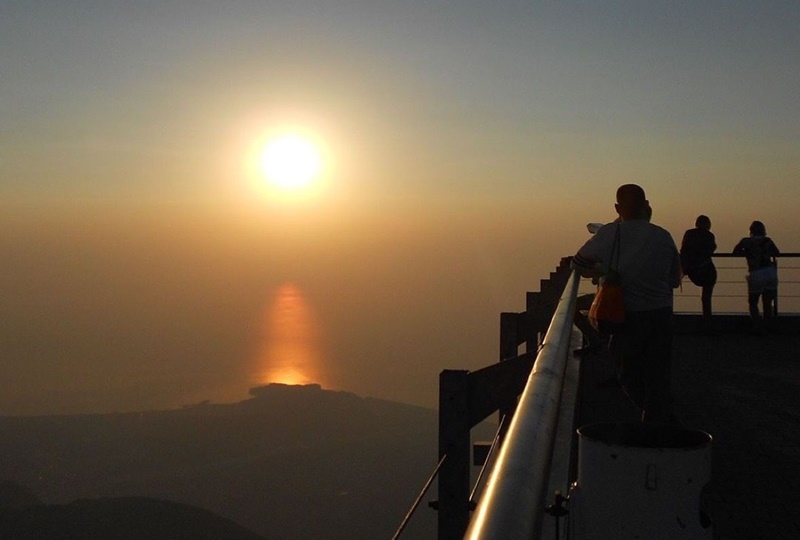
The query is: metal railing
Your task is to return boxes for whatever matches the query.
[675,253,800,314]
[391,409,516,540]
[391,258,576,539]
[391,455,448,540]
[464,269,581,539]
[576,253,800,315]
[393,250,799,539]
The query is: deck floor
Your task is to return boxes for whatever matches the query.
[575,315,800,539]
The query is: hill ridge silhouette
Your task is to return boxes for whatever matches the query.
[0,384,439,539]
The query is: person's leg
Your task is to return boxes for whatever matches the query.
[701,266,717,323]
[701,285,713,318]
[574,293,604,354]
[763,288,777,327]
[609,317,648,413]
[747,269,769,333]
[701,282,715,333]
[748,292,761,321]
[640,308,675,423]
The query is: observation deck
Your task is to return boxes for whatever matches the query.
[579,317,800,539]
[394,253,800,539]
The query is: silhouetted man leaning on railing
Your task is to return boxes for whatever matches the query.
[571,184,682,423]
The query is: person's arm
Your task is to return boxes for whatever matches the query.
[571,230,607,279]
[732,239,746,256]
[769,239,780,257]
[571,250,604,279]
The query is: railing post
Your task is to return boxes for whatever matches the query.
[437,369,471,540]
[499,312,519,361]
[498,312,520,441]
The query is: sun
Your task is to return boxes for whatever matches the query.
[258,134,321,191]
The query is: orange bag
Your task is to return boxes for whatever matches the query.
[588,269,625,334]
[588,225,625,334]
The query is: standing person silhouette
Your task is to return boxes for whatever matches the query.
[571,184,682,423]
[733,221,780,334]
[680,215,717,333]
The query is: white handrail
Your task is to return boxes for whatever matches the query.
[464,269,580,540]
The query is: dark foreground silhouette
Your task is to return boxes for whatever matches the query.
[0,494,265,540]
[0,384,440,539]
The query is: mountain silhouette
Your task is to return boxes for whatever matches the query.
[0,384,440,539]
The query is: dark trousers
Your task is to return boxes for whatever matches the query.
[609,307,674,423]
[701,283,715,319]
[689,264,717,323]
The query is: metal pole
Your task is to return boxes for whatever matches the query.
[391,455,447,540]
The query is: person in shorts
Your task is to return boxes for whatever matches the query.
[733,220,780,333]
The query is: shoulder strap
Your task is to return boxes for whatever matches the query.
[609,223,621,271]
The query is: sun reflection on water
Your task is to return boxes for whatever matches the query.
[254,283,325,387]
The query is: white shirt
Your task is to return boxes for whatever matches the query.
[572,219,682,311]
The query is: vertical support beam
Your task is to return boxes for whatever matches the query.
[498,312,520,441]
[774,259,780,316]
[527,291,548,346]
[438,369,472,540]
[499,312,519,361]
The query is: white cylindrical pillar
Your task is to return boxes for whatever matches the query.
[570,422,712,539]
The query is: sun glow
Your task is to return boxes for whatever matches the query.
[258,134,321,192]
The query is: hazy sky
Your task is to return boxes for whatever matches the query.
[2,1,799,415]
